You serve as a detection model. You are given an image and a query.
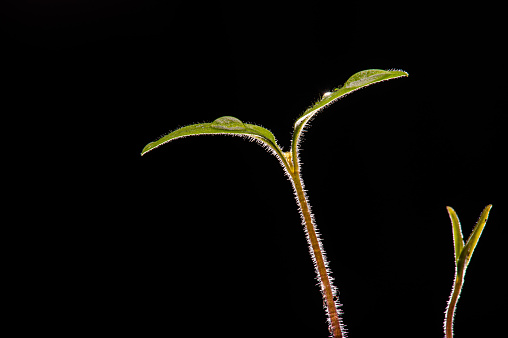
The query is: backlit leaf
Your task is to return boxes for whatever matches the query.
[141,116,285,160]
[458,204,492,270]
[292,69,408,155]
[446,206,465,264]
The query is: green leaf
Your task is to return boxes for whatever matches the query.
[141,116,285,160]
[292,69,408,156]
[458,204,492,270]
[446,206,464,264]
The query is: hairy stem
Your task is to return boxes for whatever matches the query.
[289,163,344,338]
[445,262,465,338]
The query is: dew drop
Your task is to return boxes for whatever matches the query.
[210,116,247,131]
[322,92,332,99]
[345,71,385,88]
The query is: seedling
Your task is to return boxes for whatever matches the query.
[444,205,492,338]
[141,69,491,338]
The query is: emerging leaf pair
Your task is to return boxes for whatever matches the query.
[444,205,492,338]
[141,69,409,177]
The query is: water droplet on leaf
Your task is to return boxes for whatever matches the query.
[345,70,385,88]
[211,116,247,131]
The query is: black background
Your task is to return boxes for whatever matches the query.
[4,1,506,337]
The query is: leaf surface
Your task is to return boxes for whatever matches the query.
[141,116,284,159]
[458,204,492,270]
[446,206,465,264]
[292,69,408,154]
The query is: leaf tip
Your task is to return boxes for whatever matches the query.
[388,68,409,77]
[140,142,157,156]
[446,206,456,217]
[479,204,493,222]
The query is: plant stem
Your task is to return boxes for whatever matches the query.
[289,163,344,338]
[445,262,465,338]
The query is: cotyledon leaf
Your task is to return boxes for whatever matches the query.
[141,116,286,160]
[446,206,465,264]
[457,204,492,271]
[446,205,492,278]
[292,69,408,155]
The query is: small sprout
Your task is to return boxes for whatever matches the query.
[444,205,492,338]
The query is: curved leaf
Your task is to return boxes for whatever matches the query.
[458,204,492,270]
[446,206,465,264]
[292,69,408,156]
[141,116,285,159]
